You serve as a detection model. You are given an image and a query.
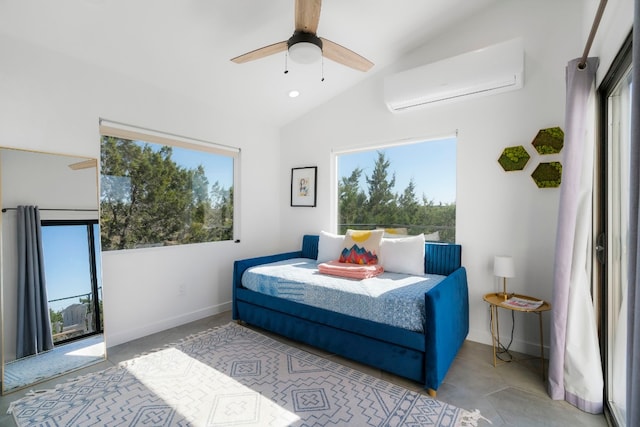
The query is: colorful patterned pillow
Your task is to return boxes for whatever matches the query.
[339,229,384,265]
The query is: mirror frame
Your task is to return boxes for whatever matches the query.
[0,146,105,394]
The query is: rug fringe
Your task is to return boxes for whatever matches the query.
[458,408,491,426]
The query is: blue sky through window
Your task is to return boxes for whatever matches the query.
[337,138,456,205]
[140,140,234,192]
[42,224,99,313]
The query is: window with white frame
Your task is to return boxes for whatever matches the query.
[336,137,456,242]
[99,121,238,251]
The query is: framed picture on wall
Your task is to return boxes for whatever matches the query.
[291,166,317,207]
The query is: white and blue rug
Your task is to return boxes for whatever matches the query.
[4,335,105,393]
[9,323,484,426]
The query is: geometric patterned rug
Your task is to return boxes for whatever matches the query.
[8,322,486,426]
[3,335,105,393]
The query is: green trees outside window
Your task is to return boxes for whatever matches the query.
[100,136,234,250]
[338,146,456,242]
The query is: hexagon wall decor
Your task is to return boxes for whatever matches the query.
[532,127,564,155]
[531,161,562,188]
[498,145,530,171]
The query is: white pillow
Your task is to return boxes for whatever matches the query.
[424,231,440,241]
[379,233,425,275]
[317,231,345,263]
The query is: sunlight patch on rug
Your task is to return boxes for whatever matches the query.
[8,323,485,426]
[123,346,299,425]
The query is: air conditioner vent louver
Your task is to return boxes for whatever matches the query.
[384,38,524,112]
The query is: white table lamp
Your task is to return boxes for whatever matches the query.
[494,255,515,300]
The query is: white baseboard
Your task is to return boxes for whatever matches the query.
[105,302,232,348]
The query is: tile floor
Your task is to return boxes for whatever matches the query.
[0,311,608,427]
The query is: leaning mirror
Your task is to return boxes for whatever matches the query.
[0,147,105,394]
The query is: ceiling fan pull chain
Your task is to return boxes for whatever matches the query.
[284,52,289,74]
[321,56,325,82]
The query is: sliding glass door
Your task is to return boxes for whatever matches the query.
[599,34,631,427]
[41,220,103,344]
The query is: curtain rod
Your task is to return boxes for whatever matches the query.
[1,208,98,213]
[579,0,607,69]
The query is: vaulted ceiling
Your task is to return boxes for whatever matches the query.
[1,0,500,127]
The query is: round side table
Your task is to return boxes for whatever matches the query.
[483,293,551,380]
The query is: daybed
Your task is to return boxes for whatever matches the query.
[232,234,469,395]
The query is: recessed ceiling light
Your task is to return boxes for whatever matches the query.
[288,90,300,98]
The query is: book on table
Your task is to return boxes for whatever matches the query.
[503,296,543,309]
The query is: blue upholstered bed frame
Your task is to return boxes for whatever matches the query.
[232,234,469,395]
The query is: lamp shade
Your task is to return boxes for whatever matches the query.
[494,255,515,278]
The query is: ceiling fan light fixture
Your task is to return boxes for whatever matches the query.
[287,31,323,64]
[289,42,321,64]
[231,1,372,72]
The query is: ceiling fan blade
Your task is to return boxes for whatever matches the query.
[231,41,288,64]
[295,0,321,33]
[68,158,97,170]
[320,38,373,72]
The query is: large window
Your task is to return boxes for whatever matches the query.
[99,122,238,250]
[336,137,456,242]
[599,33,631,427]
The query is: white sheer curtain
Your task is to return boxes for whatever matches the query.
[548,57,604,414]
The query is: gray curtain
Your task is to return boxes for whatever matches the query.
[627,2,640,424]
[16,205,54,358]
[548,57,603,413]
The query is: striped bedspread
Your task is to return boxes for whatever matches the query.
[241,258,446,332]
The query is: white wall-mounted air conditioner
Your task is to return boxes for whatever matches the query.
[383,38,524,112]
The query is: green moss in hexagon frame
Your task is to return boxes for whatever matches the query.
[498,145,530,171]
[532,127,564,155]
[531,161,562,188]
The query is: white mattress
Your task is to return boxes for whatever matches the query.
[241,258,446,332]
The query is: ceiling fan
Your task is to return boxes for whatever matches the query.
[68,158,97,170]
[230,0,373,72]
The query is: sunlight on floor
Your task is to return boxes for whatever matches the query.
[64,341,104,358]
[3,335,105,392]
[125,347,301,426]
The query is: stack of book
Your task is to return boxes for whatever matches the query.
[503,296,544,309]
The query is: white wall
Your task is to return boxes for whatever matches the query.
[279,0,587,356]
[0,34,284,348]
